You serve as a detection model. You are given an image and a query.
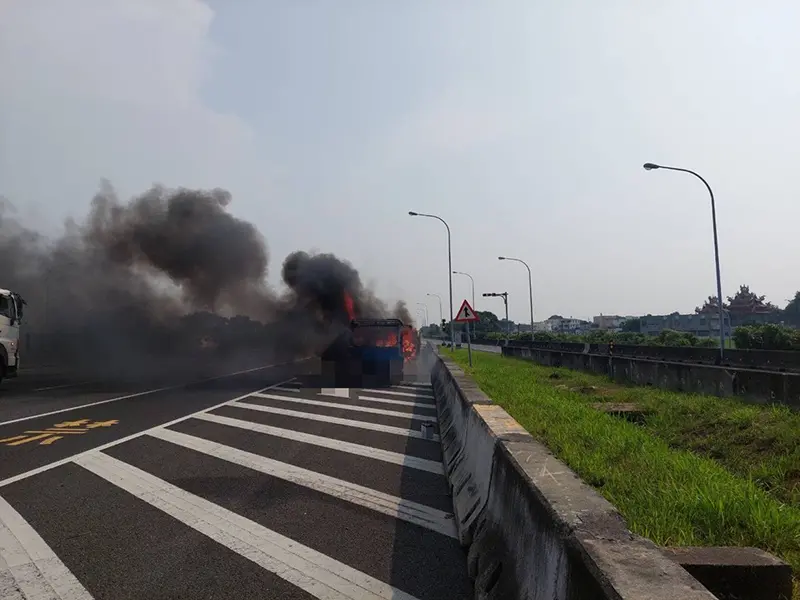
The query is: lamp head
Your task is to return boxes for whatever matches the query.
[643,163,660,171]
[408,211,419,216]
[498,256,506,260]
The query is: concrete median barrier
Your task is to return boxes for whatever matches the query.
[428,346,717,600]
[502,344,800,409]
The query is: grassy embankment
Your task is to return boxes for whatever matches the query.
[447,349,800,598]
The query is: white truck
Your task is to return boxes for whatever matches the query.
[0,288,24,384]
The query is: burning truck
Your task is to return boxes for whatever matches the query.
[319,291,418,387]
[320,318,409,387]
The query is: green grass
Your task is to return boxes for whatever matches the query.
[448,349,800,597]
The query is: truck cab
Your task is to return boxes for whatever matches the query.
[321,318,406,387]
[0,289,24,384]
[350,318,405,380]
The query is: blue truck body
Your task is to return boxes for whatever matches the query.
[350,318,404,385]
[320,318,406,387]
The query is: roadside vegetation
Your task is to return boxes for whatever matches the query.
[478,322,800,350]
[448,349,800,597]
[423,287,800,351]
[480,328,722,347]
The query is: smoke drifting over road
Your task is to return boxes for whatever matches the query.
[0,183,411,378]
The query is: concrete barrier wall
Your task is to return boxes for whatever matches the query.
[501,345,800,409]
[472,337,800,372]
[429,349,717,600]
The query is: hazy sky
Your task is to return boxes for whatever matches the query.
[2,1,799,324]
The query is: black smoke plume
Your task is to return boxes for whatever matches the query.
[0,182,411,380]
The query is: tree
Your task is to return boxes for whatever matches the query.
[586,329,612,343]
[472,310,502,334]
[733,323,800,350]
[784,291,800,315]
[655,329,695,347]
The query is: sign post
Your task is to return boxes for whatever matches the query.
[454,299,480,367]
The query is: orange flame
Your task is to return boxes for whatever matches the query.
[402,326,417,362]
[343,291,356,321]
[375,333,398,347]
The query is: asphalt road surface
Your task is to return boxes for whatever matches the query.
[0,362,471,599]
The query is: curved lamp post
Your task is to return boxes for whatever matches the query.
[643,163,725,360]
[410,211,455,350]
[416,302,429,326]
[426,293,443,326]
[498,256,534,340]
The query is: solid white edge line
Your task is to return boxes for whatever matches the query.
[250,393,438,422]
[230,402,440,441]
[76,453,421,600]
[354,395,436,409]
[0,377,298,489]
[361,389,435,400]
[192,413,445,475]
[148,428,456,539]
[0,360,300,427]
[0,495,94,599]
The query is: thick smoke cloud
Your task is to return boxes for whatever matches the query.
[87,183,269,313]
[0,183,411,380]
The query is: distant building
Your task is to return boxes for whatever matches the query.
[728,312,787,328]
[532,316,593,335]
[593,314,635,331]
[640,312,732,338]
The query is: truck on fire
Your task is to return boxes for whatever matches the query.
[321,317,410,387]
[0,289,25,385]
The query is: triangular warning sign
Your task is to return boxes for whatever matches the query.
[454,299,479,322]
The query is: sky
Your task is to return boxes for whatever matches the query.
[2,1,799,324]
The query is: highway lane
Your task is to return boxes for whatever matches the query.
[0,362,301,482]
[0,356,301,424]
[0,369,472,599]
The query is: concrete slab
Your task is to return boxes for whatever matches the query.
[662,546,793,600]
[591,402,650,424]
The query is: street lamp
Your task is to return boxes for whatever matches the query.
[427,293,443,326]
[416,308,427,327]
[452,270,475,337]
[483,292,509,342]
[643,162,725,361]
[416,302,429,326]
[498,256,534,341]
[410,211,455,351]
